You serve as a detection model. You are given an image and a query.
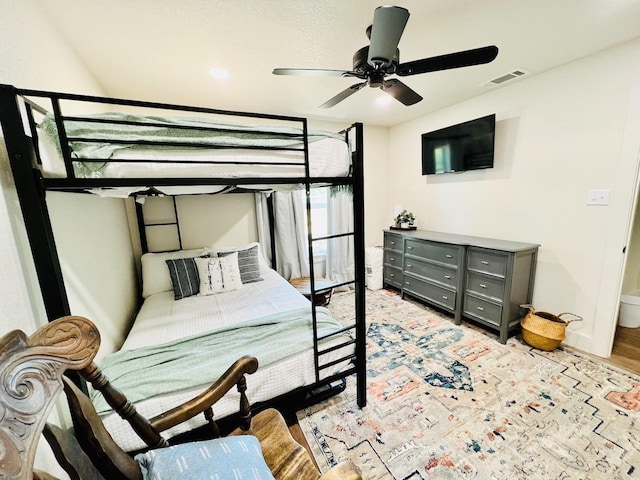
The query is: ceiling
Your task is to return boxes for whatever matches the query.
[38,0,640,127]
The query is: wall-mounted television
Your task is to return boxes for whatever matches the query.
[422,114,496,175]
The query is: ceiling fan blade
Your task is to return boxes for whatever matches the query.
[367,6,409,68]
[320,82,367,108]
[396,45,499,76]
[382,79,422,106]
[273,68,359,77]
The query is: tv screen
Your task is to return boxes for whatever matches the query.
[422,114,496,175]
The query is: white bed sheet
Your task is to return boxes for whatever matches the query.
[39,134,351,180]
[99,270,354,452]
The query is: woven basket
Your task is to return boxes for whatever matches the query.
[519,304,582,351]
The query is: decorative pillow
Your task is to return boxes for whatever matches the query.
[165,257,200,300]
[214,242,271,274]
[135,435,275,480]
[141,248,208,299]
[217,244,264,284]
[195,252,242,295]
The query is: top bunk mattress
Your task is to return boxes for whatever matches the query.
[37,112,351,181]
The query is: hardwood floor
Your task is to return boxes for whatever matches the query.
[573,326,640,375]
[608,325,640,375]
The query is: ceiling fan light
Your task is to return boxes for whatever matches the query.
[376,95,393,107]
[209,67,229,80]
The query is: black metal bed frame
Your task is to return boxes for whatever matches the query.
[0,84,366,409]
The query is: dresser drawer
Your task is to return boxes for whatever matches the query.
[405,258,457,289]
[465,271,505,302]
[384,234,402,251]
[467,248,508,277]
[405,239,460,266]
[404,276,456,310]
[463,294,503,326]
[384,250,403,269]
[384,266,403,288]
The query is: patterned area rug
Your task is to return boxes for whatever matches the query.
[298,289,640,479]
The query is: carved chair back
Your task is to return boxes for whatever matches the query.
[0,316,99,480]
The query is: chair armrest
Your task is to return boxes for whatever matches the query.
[33,470,62,480]
[148,355,258,433]
[318,461,363,480]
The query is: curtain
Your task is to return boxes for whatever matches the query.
[256,187,354,287]
[326,187,354,291]
[255,191,309,280]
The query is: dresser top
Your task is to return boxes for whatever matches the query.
[384,229,540,252]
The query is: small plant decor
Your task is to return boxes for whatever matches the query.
[394,209,415,228]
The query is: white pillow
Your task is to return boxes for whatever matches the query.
[195,253,242,295]
[212,242,271,273]
[141,248,208,299]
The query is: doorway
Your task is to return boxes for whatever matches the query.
[610,198,640,375]
[600,81,640,374]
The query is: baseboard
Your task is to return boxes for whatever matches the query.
[563,329,596,356]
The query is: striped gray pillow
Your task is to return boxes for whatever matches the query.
[165,257,200,299]
[218,245,263,284]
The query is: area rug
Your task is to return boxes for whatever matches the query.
[298,289,640,479]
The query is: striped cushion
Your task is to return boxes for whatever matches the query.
[165,257,200,300]
[135,435,274,479]
[218,245,263,284]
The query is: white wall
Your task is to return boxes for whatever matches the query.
[0,2,139,354]
[363,125,390,247]
[388,39,640,356]
[0,1,105,333]
[46,193,139,360]
[143,194,259,252]
[0,2,116,476]
[308,119,390,248]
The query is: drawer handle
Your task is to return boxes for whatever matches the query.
[405,281,410,285]
[445,254,452,258]
[390,241,395,245]
[477,306,484,311]
[390,273,395,277]
[481,260,489,265]
[390,257,395,261]
[442,295,448,300]
[406,264,412,268]
[444,275,451,279]
[479,283,487,288]
[408,246,413,250]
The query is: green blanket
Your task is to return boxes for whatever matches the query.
[39,112,343,167]
[90,307,343,414]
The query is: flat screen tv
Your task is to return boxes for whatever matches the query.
[422,114,495,175]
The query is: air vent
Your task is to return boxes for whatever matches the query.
[481,69,530,88]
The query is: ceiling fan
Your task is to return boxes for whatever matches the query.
[273,5,498,108]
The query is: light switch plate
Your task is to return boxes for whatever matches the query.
[587,189,610,206]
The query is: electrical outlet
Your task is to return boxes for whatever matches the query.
[587,189,610,206]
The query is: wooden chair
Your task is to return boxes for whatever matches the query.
[0,316,361,480]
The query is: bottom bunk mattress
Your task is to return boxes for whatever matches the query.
[92,269,354,452]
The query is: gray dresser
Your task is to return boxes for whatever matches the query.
[383,229,539,343]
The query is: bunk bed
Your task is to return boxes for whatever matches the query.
[0,84,366,451]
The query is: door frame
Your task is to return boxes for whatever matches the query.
[593,81,640,358]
